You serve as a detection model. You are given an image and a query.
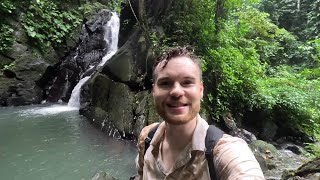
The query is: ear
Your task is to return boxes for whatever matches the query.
[200,82,204,99]
[152,83,155,97]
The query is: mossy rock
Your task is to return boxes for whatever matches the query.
[249,140,279,171]
[250,140,278,154]
[282,157,320,179]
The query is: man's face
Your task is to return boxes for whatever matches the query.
[152,56,203,125]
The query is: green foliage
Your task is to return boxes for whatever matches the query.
[254,65,320,137]
[77,2,109,17]
[308,144,320,158]
[257,1,320,68]
[300,68,320,80]
[301,38,320,67]
[1,62,15,71]
[108,0,124,14]
[204,38,266,119]
[0,24,15,53]
[158,0,320,139]
[0,0,16,53]
[236,7,297,66]
[77,1,123,17]
[305,142,320,158]
[0,0,16,14]
[22,0,81,48]
[308,1,320,38]
[149,31,172,58]
[160,0,269,120]
[259,0,319,41]
[162,0,216,50]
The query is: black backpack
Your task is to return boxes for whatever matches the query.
[144,124,224,180]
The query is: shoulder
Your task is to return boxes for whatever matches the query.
[138,123,160,148]
[136,123,160,171]
[214,134,250,152]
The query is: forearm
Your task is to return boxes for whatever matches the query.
[213,134,265,180]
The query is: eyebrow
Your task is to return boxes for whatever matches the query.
[156,77,170,82]
[156,76,197,82]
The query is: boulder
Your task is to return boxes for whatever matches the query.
[0,13,61,106]
[282,157,320,180]
[249,140,312,179]
[80,72,159,138]
[0,40,59,106]
[0,54,14,69]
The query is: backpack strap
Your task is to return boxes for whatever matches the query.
[144,123,160,154]
[205,125,225,180]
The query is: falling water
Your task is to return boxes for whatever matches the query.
[98,12,120,67]
[67,12,120,108]
[67,76,90,107]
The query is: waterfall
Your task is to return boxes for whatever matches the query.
[67,12,120,108]
[67,76,90,107]
[98,12,120,67]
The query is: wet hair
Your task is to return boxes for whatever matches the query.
[152,46,202,81]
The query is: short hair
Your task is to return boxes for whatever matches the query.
[152,46,202,81]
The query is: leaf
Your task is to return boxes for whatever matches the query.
[29,31,36,37]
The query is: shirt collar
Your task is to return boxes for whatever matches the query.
[192,114,209,151]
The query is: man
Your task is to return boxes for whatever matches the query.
[134,47,264,179]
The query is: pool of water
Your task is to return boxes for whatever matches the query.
[0,104,137,180]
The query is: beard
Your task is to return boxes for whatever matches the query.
[155,103,200,125]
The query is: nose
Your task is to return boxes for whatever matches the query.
[169,82,184,97]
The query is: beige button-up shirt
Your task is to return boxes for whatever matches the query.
[135,115,265,180]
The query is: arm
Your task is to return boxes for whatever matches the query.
[213,134,265,180]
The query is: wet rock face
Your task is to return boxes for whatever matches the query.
[78,17,166,137]
[41,10,112,103]
[0,14,65,106]
[0,41,58,106]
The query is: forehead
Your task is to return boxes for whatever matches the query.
[154,56,201,80]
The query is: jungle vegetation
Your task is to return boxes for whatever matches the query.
[151,0,320,157]
[0,0,319,156]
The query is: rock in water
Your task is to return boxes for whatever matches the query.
[91,171,117,180]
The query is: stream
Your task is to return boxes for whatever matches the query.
[0,104,137,180]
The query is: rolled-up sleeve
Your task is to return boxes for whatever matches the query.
[213,134,265,180]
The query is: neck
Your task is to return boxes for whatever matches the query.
[164,117,197,151]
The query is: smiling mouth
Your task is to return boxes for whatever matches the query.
[167,103,188,108]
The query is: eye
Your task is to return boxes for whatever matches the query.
[157,80,172,88]
[181,79,194,86]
